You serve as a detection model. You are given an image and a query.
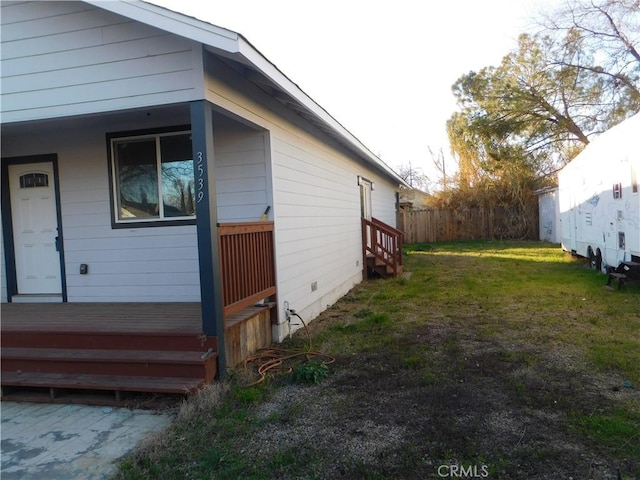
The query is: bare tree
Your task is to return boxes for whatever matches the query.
[538,0,640,128]
[396,162,431,193]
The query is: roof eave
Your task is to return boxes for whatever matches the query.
[83,0,407,187]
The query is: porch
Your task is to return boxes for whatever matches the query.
[1,222,276,405]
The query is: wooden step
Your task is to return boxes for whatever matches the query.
[2,347,217,381]
[0,331,217,351]
[1,371,204,396]
[0,304,220,404]
[366,253,402,279]
[388,264,403,275]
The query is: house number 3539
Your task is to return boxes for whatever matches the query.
[196,151,205,203]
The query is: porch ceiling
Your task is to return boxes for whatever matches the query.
[0,104,192,136]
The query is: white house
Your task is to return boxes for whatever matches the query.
[0,0,406,390]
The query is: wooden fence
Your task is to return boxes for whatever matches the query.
[398,206,538,243]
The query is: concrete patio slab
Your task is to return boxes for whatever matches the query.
[1,402,174,480]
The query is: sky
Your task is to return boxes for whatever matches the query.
[149,0,561,186]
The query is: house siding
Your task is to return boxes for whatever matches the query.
[203,58,400,340]
[214,122,270,222]
[1,106,273,302]
[271,133,399,341]
[0,1,202,123]
[271,134,362,308]
[1,116,200,302]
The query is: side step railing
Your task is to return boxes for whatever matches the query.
[362,217,404,279]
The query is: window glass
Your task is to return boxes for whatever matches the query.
[160,134,195,217]
[20,173,49,188]
[115,139,159,219]
[111,130,195,223]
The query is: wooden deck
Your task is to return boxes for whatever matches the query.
[1,302,203,333]
[1,302,273,404]
[1,302,213,404]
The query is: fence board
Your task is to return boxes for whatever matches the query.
[399,207,537,243]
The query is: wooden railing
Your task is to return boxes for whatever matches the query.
[362,217,404,278]
[218,222,276,318]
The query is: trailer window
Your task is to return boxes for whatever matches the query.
[619,232,625,249]
[613,183,622,199]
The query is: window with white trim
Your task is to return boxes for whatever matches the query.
[110,131,195,223]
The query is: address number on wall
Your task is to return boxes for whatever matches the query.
[196,151,205,203]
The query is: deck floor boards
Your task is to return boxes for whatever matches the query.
[1,302,202,333]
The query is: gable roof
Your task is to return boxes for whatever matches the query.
[84,0,406,186]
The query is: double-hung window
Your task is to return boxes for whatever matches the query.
[110,130,195,225]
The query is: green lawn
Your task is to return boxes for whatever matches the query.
[114,241,640,480]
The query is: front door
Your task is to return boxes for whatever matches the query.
[8,161,63,295]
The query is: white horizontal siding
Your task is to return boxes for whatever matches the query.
[2,114,201,303]
[59,127,201,302]
[1,1,202,123]
[372,179,399,227]
[62,285,200,303]
[271,135,369,319]
[214,123,269,222]
[203,60,400,340]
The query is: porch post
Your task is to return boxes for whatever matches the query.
[190,100,227,378]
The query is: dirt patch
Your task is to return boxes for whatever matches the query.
[239,317,638,480]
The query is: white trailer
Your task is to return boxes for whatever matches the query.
[558,114,640,273]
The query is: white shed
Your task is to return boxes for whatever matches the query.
[535,186,561,243]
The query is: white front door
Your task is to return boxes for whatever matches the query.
[8,162,62,294]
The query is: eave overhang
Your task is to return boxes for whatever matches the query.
[83,0,407,187]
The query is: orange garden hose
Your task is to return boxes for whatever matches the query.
[243,348,335,386]
[243,313,335,386]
